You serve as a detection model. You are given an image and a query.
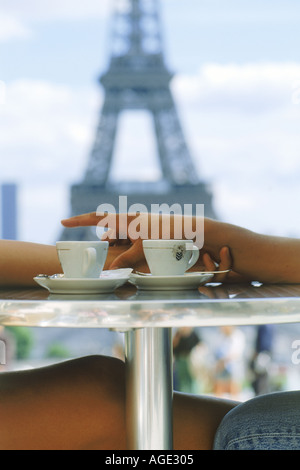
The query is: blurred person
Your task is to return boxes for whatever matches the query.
[173,327,201,393]
[213,326,245,399]
[189,336,212,394]
[250,325,274,396]
[1,213,300,448]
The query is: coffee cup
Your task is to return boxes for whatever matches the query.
[142,240,199,276]
[56,241,108,279]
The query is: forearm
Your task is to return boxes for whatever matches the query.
[204,219,300,283]
[0,241,128,287]
[0,241,62,287]
[61,212,300,284]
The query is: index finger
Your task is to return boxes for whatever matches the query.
[61,212,101,227]
[61,211,142,231]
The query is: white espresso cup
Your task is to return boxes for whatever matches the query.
[56,241,109,279]
[142,240,199,276]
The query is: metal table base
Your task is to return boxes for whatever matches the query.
[125,328,173,450]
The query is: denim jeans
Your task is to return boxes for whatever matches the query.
[213,391,300,450]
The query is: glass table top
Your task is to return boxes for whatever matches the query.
[1,282,300,329]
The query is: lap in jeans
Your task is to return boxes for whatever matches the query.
[213,391,300,450]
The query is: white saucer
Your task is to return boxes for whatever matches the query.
[34,269,132,294]
[128,271,215,291]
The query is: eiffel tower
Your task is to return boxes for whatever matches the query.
[61,0,216,241]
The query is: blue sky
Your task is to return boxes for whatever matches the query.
[1,0,300,243]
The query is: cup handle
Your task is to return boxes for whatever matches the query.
[187,245,199,270]
[83,247,97,276]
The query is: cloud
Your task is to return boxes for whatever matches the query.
[1,61,300,242]
[0,78,102,242]
[173,62,300,113]
[165,0,300,24]
[0,12,32,42]
[171,62,300,235]
[172,62,300,184]
[0,0,112,43]
[172,63,300,177]
[0,79,101,185]
[0,0,111,23]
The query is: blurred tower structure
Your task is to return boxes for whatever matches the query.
[1,183,18,240]
[62,0,215,240]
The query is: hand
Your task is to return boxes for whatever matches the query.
[201,247,233,283]
[104,239,149,273]
[62,212,150,272]
[62,211,193,243]
[62,212,232,281]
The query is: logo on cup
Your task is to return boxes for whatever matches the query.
[174,246,185,261]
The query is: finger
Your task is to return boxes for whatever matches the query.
[105,239,132,247]
[198,285,217,299]
[108,239,145,269]
[202,247,232,282]
[214,246,232,283]
[199,285,229,299]
[101,228,117,244]
[61,212,100,227]
[219,246,232,271]
[62,212,125,228]
[202,252,217,272]
[104,245,129,269]
[61,212,147,239]
[211,286,230,299]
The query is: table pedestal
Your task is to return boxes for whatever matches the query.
[125,327,173,450]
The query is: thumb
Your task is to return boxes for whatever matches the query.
[109,241,145,270]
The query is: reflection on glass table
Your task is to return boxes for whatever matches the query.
[1,282,300,449]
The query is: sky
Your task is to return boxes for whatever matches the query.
[1,0,300,244]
